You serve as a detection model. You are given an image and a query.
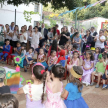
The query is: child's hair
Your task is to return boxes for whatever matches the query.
[39,48,45,54]
[71,32,79,41]
[17,41,21,45]
[73,44,78,50]
[102,54,106,60]
[95,47,101,53]
[51,50,56,55]
[29,47,34,52]
[21,44,26,49]
[48,28,51,32]
[73,51,79,57]
[33,65,46,103]
[5,39,10,42]
[0,93,19,108]
[68,66,83,92]
[86,51,94,61]
[51,64,65,78]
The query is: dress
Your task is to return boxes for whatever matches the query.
[64,83,89,108]
[67,58,79,71]
[94,53,99,67]
[45,82,66,108]
[82,59,94,84]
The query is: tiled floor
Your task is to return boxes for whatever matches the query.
[1,64,108,108]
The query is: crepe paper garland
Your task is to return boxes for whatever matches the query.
[14,56,22,65]
[20,75,25,84]
[26,80,33,84]
[6,71,12,79]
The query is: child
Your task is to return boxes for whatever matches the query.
[82,51,94,86]
[67,51,79,71]
[57,50,66,67]
[9,41,21,65]
[45,44,49,52]
[91,47,95,54]
[0,39,10,63]
[0,67,10,94]
[61,66,88,108]
[67,45,73,58]
[73,44,78,51]
[23,47,34,72]
[91,54,106,88]
[0,93,19,108]
[19,44,26,68]
[94,47,100,67]
[48,50,58,71]
[17,63,46,108]
[45,64,66,108]
[37,48,48,69]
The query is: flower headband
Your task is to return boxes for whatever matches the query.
[32,63,45,75]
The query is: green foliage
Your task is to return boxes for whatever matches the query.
[23,10,40,23]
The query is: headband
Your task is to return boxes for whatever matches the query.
[70,67,82,79]
[32,63,45,75]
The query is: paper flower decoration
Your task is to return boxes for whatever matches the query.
[20,75,25,84]
[6,71,12,79]
[26,80,33,84]
[14,56,22,64]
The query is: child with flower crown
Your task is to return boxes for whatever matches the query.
[61,66,88,108]
[17,63,46,108]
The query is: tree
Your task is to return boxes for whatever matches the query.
[0,0,90,10]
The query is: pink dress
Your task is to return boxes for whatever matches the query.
[67,58,79,71]
[45,82,66,108]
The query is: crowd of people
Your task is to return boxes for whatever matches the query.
[0,22,108,108]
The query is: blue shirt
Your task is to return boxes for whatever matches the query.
[65,83,82,100]
[3,45,11,52]
[70,34,82,39]
[25,52,34,58]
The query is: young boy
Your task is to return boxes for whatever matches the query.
[23,47,34,72]
[0,67,10,94]
[0,39,11,63]
[91,54,106,88]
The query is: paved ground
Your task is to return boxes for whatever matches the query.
[1,64,108,108]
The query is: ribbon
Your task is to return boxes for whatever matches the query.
[41,70,45,74]
[79,78,82,82]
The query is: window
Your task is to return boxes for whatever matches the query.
[34,3,39,12]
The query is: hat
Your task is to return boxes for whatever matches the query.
[0,67,6,82]
[91,47,95,51]
[70,67,82,79]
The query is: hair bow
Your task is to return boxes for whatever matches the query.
[86,45,90,48]
[41,70,45,74]
[79,78,82,82]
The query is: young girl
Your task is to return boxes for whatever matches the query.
[67,44,73,58]
[0,93,19,108]
[19,44,26,68]
[37,48,48,69]
[45,64,66,108]
[94,47,100,67]
[67,51,79,71]
[82,51,94,86]
[48,50,58,71]
[17,63,46,108]
[61,66,88,108]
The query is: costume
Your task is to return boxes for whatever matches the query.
[82,59,94,85]
[64,83,88,108]
[45,82,66,108]
[0,45,11,61]
[57,50,66,67]
[94,53,99,67]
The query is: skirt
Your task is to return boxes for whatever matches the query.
[41,62,48,69]
[64,97,89,108]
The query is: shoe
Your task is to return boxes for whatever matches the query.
[90,82,95,86]
[86,83,89,87]
[102,84,107,89]
[24,69,27,72]
[95,84,99,88]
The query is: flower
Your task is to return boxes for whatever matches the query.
[26,80,33,84]
[20,75,25,84]
[14,56,22,64]
[6,71,12,79]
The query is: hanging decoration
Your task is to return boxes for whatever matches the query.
[59,0,106,16]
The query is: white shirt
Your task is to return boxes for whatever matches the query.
[31,32,42,45]
[5,30,13,40]
[19,32,28,43]
[41,28,44,38]
[23,84,46,101]
[12,31,18,41]
[95,35,105,48]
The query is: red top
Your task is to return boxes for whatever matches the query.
[106,65,108,70]
[56,29,60,36]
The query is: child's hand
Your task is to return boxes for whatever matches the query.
[0,46,3,49]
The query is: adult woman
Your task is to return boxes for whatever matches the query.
[82,29,93,52]
[18,26,28,46]
[4,24,12,45]
[59,26,70,45]
[72,32,81,51]
[12,25,19,48]
[30,26,42,49]
[70,27,74,36]
[94,29,105,53]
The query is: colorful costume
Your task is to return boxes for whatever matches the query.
[94,53,99,67]
[38,54,48,69]
[0,45,10,61]
[82,59,94,85]
[45,82,66,108]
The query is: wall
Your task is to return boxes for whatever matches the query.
[0,2,42,29]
